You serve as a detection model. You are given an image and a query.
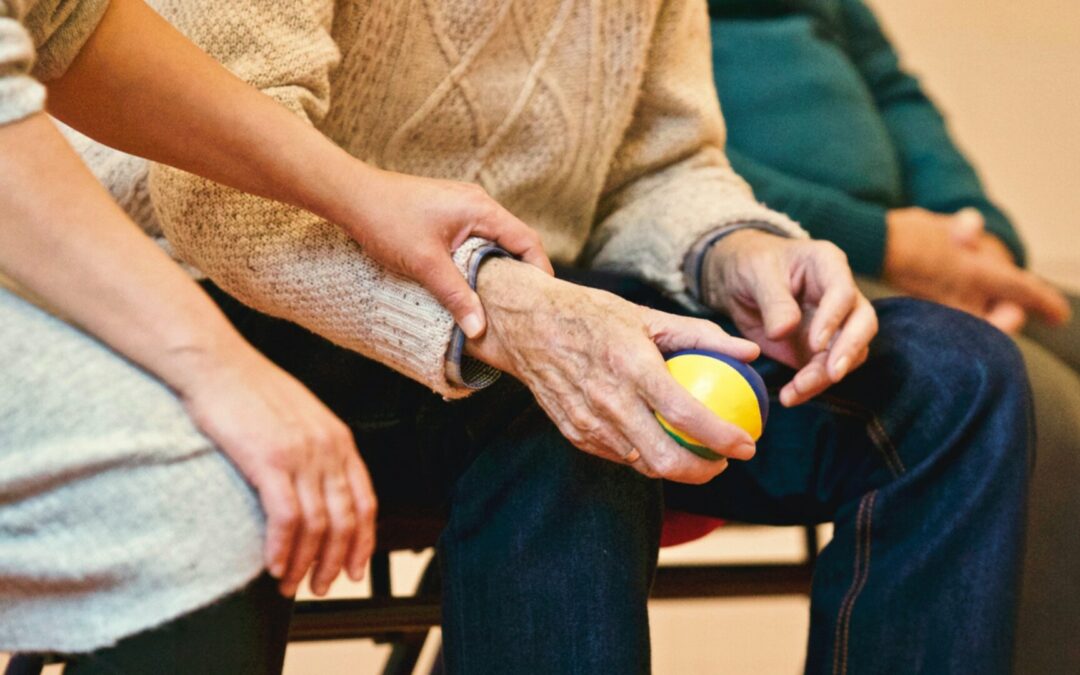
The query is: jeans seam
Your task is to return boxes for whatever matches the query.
[813,394,908,477]
[833,490,877,675]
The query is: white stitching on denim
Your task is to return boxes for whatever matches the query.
[833,491,877,675]
[841,491,877,675]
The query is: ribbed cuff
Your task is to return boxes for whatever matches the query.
[444,245,509,391]
[683,221,794,303]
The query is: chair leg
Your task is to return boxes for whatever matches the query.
[382,553,442,675]
[803,525,820,566]
[3,654,45,675]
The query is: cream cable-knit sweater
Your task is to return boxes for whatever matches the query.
[81,0,804,398]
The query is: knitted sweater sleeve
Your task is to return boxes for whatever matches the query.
[838,0,1025,266]
[0,0,108,126]
[585,0,805,307]
[145,0,493,399]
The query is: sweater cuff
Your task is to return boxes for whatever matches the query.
[683,221,793,303]
[0,73,43,126]
[443,245,508,392]
[0,13,45,126]
[29,0,110,82]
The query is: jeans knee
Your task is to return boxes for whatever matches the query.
[874,298,1029,405]
[871,299,1032,476]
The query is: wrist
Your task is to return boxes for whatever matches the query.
[701,229,781,308]
[300,152,382,233]
[883,209,923,282]
[464,257,554,373]
[154,317,259,399]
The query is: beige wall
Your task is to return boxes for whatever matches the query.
[867,0,1080,289]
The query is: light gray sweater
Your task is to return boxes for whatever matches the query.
[1,1,265,653]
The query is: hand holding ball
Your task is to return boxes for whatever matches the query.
[656,350,769,461]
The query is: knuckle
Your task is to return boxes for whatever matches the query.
[565,402,598,432]
[356,496,377,522]
[659,400,694,431]
[306,511,328,534]
[275,501,300,526]
[336,511,358,534]
[649,452,679,478]
[335,423,357,450]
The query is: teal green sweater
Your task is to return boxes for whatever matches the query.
[708,0,1025,276]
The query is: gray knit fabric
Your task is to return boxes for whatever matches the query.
[1,1,264,653]
[0,289,265,653]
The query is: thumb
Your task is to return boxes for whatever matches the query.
[949,208,985,248]
[414,253,487,339]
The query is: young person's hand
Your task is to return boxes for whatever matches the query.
[702,230,878,407]
[337,169,553,339]
[173,343,377,598]
[885,207,1069,333]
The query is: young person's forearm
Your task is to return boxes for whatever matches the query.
[0,113,249,393]
[46,0,367,230]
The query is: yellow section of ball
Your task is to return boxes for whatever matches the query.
[656,353,763,444]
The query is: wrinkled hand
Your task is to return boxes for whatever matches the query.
[175,343,376,597]
[341,168,553,338]
[466,258,761,484]
[885,207,1069,333]
[702,230,878,407]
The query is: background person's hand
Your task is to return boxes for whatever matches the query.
[466,258,761,484]
[173,343,377,598]
[702,230,878,408]
[340,169,553,339]
[885,207,1069,333]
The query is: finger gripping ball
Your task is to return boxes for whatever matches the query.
[656,349,769,460]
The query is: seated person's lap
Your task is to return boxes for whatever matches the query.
[0,289,265,653]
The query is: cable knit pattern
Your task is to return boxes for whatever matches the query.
[76,0,804,399]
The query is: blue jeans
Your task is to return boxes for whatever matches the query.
[205,272,1032,675]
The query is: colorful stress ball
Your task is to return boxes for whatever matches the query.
[656,349,769,461]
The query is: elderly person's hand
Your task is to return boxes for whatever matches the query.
[701,230,879,407]
[466,258,761,484]
[884,207,1069,334]
[172,342,377,599]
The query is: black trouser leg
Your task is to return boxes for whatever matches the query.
[63,573,293,675]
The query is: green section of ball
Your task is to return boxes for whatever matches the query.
[662,427,725,461]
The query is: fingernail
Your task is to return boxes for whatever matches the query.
[737,442,756,458]
[832,356,851,380]
[461,312,483,339]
